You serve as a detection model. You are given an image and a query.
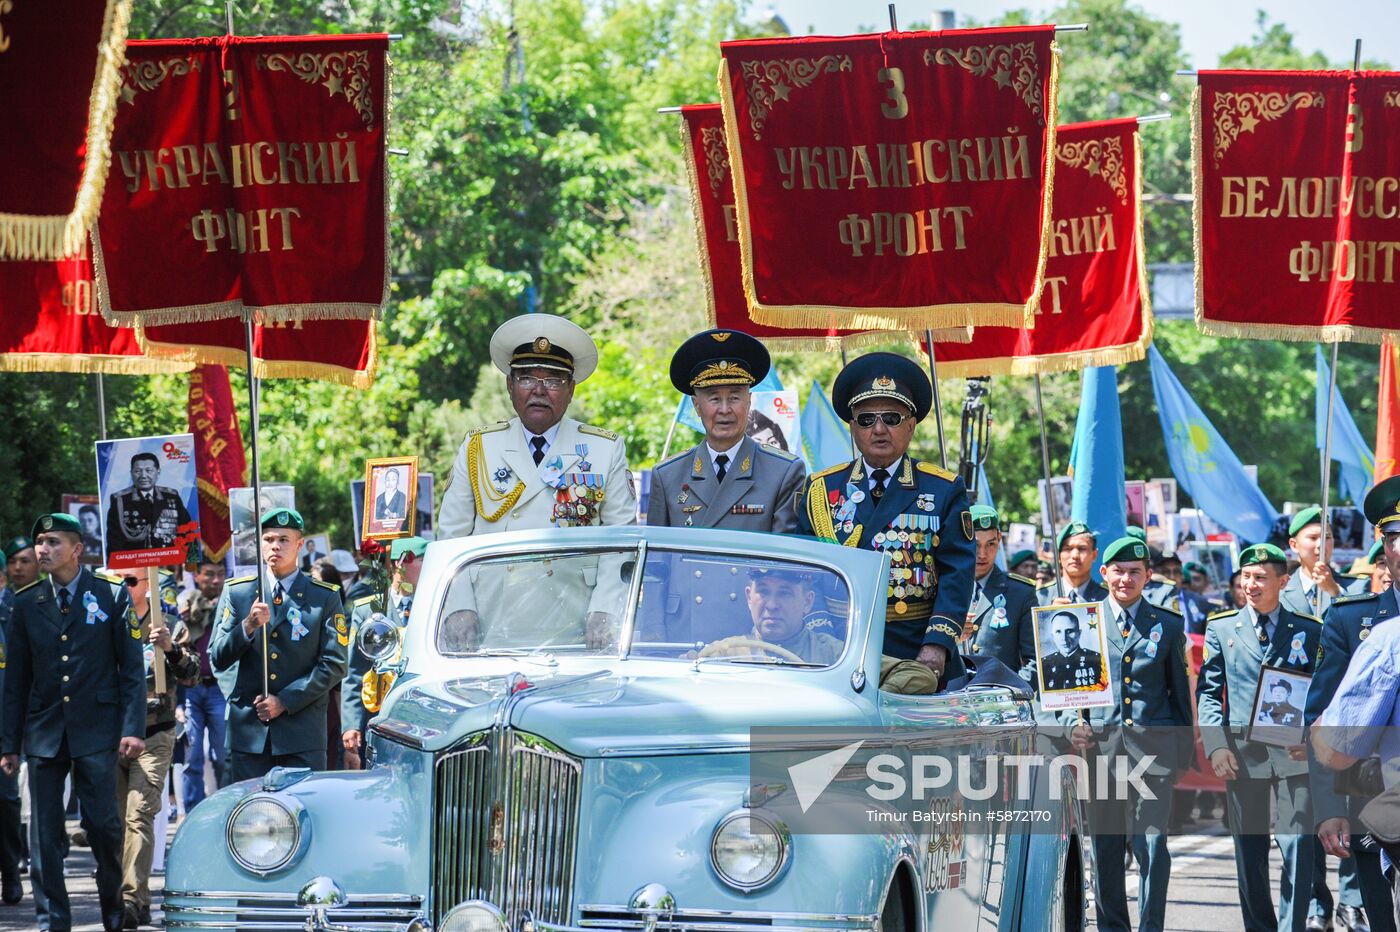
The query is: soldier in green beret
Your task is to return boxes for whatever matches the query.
[1283,506,1368,618]
[1037,521,1108,606]
[211,508,348,783]
[0,537,32,906]
[1197,542,1321,932]
[963,505,1037,676]
[1009,549,1039,579]
[2,536,38,595]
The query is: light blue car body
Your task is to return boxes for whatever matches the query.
[163,526,1090,932]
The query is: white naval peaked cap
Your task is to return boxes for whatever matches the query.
[489,313,599,383]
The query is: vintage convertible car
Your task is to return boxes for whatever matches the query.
[163,527,1089,931]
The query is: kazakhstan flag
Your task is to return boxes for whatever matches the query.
[799,379,852,473]
[1148,346,1279,542]
[1070,366,1127,575]
[1315,346,1375,505]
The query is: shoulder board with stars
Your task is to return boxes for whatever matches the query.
[756,443,799,462]
[916,461,957,481]
[468,421,510,437]
[95,571,124,587]
[578,424,619,441]
[1335,591,1380,605]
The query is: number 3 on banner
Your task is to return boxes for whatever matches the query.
[879,68,909,120]
[1346,103,1364,153]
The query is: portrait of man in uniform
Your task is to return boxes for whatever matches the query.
[1032,603,1113,710]
[96,434,201,570]
[1246,668,1311,747]
[363,456,418,540]
[62,494,103,565]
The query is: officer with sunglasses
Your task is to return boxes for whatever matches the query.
[794,353,975,688]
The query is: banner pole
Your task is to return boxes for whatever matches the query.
[658,404,681,463]
[94,373,108,441]
[840,347,856,457]
[1035,373,1064,599]
[148,565,167,695]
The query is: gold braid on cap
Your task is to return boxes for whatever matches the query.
[690,360,755,389]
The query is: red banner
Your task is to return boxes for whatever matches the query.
[1194,69,1400,344]
[140,316,377,388]
[95,34,390,326]
[0,238,189,374]
[187,366,246,561]
[0,0,132,260]
[718,26,1058,332]
[680,104,969,349]
[929,119,1152,376]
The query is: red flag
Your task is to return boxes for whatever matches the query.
[1193,69,1400,344]
[1378,342,1400,482]
[927,119,1152,376]
[141,317,377,389]
[0,0,132,259]
[187,366,247,561]
[96,34,390,326]
[718,26,1058,331]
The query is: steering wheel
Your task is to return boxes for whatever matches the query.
[697,637,806,664]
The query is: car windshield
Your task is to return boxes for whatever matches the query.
[435,546,851,668]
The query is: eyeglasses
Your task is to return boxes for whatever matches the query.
[514,375,570,392]
[122,577,140,588]
[852,411,909,429]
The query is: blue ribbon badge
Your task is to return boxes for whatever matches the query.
[1288,632,1308,665]
[575,443,591,471]
[83,590,108,625]
[1144,622,1163,658]
[540,455,565,488]
[834,483,863,524]
[991,593,1009,629]
[288,605,310,641]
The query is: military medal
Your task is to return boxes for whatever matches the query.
[677,484,690,505]
[1288,632,1308,665]
[991,594,1008,629]
[1362,616,1374,640]
[82,591,108,624]
[575,443,591,471]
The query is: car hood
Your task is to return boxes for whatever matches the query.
[374,665,874,757]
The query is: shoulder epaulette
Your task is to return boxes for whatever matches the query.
[1335,591,1379,605]
[12,580,40,595]
[468,420,510,437]
[1344,572,1371,581]
[1207,608,1239,621]
[309,578,340,591]
[916,461,957,481]
[756,442,799,461]
[1154,603,1184,618]
[1150,573,1177,586]
[810,462,849,482]
[655,448,692,469]
[1036,579,1056,590]
[94,571,123,585]
[226,574,257,585]
[352,594,378,608]
[578,424,619,441]
[1008,573,1037,587]
[1293,611,1323,624]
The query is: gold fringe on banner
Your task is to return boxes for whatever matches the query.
[135,322,379,390]
[0,352,191,376]
[717,45,1059,333]
[0,0,134,261]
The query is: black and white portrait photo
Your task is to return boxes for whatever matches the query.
[1246,667,1312,748]
[1032,601,1114,712]
[362,456,419,540]
[229,484,296,576]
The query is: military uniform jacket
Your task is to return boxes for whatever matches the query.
[1197,606,1322,780]
[1064,599,1194,777]
[341,594,408,736]
[1036,576,1108,608]
[647,437,805,533]
[1142,576,1182,613]
[1279,569,1367,618]
[210,573,349,756]
[966,568,1037,677]
[1306,587,1397,824]
[438,416,637,538]
[105,485,192,551]
[794,457,974,668]
[1,570,145,759]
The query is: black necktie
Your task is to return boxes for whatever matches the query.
[715,454,730,483]
[273,583,284,607]
[870,467,890,501]
[1256,612,1270,645]
[1120,608,1133,639]
[531,435,547,466]
[58,588,70,614]
[400,597,413,624]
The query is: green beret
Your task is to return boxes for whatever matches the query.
[1369,538,1387,563]
[390,536,429,561]
[260,507,305,531]
[31,513,81,539]
[969,505,999,531]
[1183,561,1209,578]
[2,536,34,562]
[1101,536,1150,565]
[1009,549,1036,568]
[1056,521,1095,550]
[1364,475,1400,532]
[1240,543,1287,567]
[1125,526,1147,542]
[1288,506,1322,537]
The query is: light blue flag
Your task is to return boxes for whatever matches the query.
[672,367,785,435]
[1148,346,1280,542]
[976,463,1007,570]
[1070,366,1127,579]
[799,379,852,473]
[1315,346,1376,504]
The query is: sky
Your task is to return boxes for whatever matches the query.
[767,0,1398,69]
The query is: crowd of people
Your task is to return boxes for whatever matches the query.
[0,312,1397,932]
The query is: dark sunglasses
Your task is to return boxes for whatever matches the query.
[853,411,909,429]
[122,577,140,588]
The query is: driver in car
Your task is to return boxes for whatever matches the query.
[701,568,842,664]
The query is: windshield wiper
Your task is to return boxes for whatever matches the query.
[695,656,826,668]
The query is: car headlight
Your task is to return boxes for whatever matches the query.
[440,901,509,932]
[710,810,790,891]
[227,794,301,873]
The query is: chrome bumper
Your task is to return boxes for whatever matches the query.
[162,887,426,931]
[527,905,879,932]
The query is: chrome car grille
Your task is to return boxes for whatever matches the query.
[578,906,880,932]
[434,729,583,928]
[162,890,423,930]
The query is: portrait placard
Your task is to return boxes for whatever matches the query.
[1247,666,1312,748]
[1031,601,1114,712]
[1037,476,1074,534]
[362,456,418,541]
[747,390,802,455]
[61,493,104,565]
[1124,480,1147,529]
[95,433,202,570]
[299,533,331,572]
[228,484,295,577]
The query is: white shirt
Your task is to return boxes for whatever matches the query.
[863,457,903,492]
[522,421,562,461]
[1112,596,1143,630]
[707,440,743,476]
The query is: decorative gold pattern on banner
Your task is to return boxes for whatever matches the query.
[257,50,375,128]
[699,126,729,200]
[924,42,1046,122]
[119,56,202,105]
[1386,91,1400,107]
[1056,133,1127,204]
[739,55,852,140]
[0,1,13,54]
[1210,90,1324,165]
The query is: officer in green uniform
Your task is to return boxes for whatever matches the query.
[1197,543,1321,932]
[963,505,1036,677]
[1066,536,1193,932]
[103,452,194,554]
[1126,528,1182,612]
[211,508,348,783]
[1036,521,1108,606]
[0,514,145,932]
[0,537,27,906]
[793,353,975,688]
[1283,506,1368,617]
[341,537,426,769]
[1305,477,1400,932]
[1009,549,1039,579]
